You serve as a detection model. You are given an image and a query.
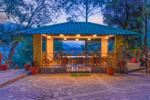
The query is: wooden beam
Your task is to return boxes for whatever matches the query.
[42,34,115,39]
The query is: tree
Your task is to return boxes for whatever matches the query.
[102,0,145,50]
[12,36,33,68]
[143,0,150,57]
[59,0,104,22]
[0,0,61,66]
[102,0,144,30]
[4,0,61,28]
[0,0,5,12]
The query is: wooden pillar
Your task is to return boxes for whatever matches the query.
[46,37,54,59]
[114,36,123,67]
[101,37,108,57]
[33,34,42,67]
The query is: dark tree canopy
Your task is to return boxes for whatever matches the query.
[1,0,61,28]
[0,0,62,66]
[102,0,144,32]
[59,0,105,22]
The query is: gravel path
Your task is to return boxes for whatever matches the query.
[0,73,150,100]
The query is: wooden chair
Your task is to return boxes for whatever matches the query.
[94,53,99,67]
[89,53,95,68]
[59,53,67,68]
[100,57,108,67]
[66,54,77,72]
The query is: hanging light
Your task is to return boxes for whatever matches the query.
[109,35,114,37]
[60,34,64,37]
[76,39,79,41]
[88,38,91,41]
[93,34,97,37]
[47,36,51,39]
[64,38,67,41]
[105,36,109,39]
[76,34,80,37]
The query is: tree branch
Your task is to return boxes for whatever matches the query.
[76,6,86,18]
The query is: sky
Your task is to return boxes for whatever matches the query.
[0,11,104,24]
[55,11,104,24]
[0,13,8,23]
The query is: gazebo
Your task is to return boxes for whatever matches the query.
[22,22,138,71]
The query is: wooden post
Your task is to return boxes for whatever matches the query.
[46,37,54,59]
[33,34,42,67]
[101,37,108,57]
[114,36,123,67]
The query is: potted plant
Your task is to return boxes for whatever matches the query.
[1,64,8,71]
[106,58,114,75]
[107,66,114,75]
[29,61,39,74]
[24,63,31,71]
[15,64,19,69]
[131,57,137,63]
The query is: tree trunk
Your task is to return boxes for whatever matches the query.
[85,0,89,22]
[124,0,129,29]
[6,41,19,66]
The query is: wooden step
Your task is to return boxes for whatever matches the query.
[39,67,107,74]
[39,68,67,74]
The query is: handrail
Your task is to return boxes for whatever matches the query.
[42,52,116,67]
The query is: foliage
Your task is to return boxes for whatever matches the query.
[102,0,144,30]
[0,0,61,66]
[102,0,145,50]
[59,0,105,22]
[143,0,150,57]
[2,0,61,28]
[12,36,33,68]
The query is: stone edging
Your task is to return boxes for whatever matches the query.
[0,74,28,88]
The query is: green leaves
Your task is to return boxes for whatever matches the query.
[14,36,24,42]
[59,0,104,22]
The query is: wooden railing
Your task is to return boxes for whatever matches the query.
[42,52,116,69]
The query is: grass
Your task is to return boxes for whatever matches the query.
[71,72,91,77]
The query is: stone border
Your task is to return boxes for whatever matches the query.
[0,73,28,88]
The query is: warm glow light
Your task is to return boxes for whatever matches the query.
[76,39,79,41]
[88,38,91,41]
[93,34,97,37]
[47,36,51,39]
[105,36,109,39]
[76,34,80,37]
[109,35,114,37]
[60,34,64,37]
[64,38,67,40]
